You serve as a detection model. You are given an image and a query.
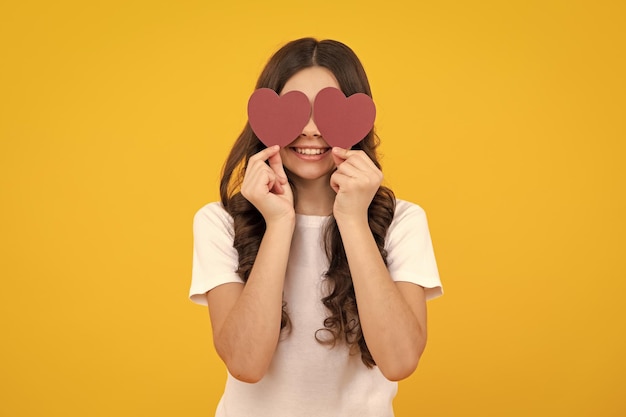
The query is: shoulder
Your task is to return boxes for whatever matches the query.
[386,199,432,247]
[390,199,428,230]
[393,199,426,219]
[194,201,230,220]
[193,202,234,236]
[385,199,442,298]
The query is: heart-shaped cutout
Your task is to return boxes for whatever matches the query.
[247,88,311,147]
[313,87,376,148]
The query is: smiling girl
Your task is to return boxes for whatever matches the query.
[190,37,442,417]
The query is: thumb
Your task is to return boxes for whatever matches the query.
[268,151,288,181]
[332,147,348,167]
[268,151,288,195]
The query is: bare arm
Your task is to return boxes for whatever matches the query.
[331,147,427,381]
[206,218,294,383]
[206,146,295,383]
[336,216,427,381]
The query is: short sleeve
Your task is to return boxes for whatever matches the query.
[189,202,244,305]
[385,200,443,301]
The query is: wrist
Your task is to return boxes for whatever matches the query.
[334,212,369,230]
[265,213,296,230]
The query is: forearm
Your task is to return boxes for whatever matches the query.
[213,218,295,382]
[337,217,427,381]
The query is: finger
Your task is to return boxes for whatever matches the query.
[335,150,375,175]
[268,151,287,181]
[249,145,280,163]
[330,171,351,193]
[332,147,348,166]
[268,170,284,194]
[336,150,383,183]
[339,148,378,172]
[242,167,271,200]
[330,171,341,193]
[269,174,284,194]
[332,147,349,158]
[332,147,371,169]
[244,159,282,196]
[253,165,283,195]
[335,159,361,178]
[359,153,380,173]
[335,147,367,159]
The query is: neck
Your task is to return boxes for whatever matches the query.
[291,175,335,216]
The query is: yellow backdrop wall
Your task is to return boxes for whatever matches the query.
[1,1,624,416]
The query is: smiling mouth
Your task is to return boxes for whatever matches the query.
[292,147,330,155]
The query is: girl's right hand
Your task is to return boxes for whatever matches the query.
[241,145,295,223]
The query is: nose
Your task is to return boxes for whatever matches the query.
[301,115,321,138]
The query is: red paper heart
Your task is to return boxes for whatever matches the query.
[247,88,311,147]
[313,87,376,149]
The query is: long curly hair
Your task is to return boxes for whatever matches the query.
[219,38,396,367]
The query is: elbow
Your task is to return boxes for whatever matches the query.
[227,364,266,384]
[220,354,269,383]
[379,354,421,382]
[214,337,275,384]
[378,340,426,382]
[220,350,269,384]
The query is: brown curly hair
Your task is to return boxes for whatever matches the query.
[219,38,396,367]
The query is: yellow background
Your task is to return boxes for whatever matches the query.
[1,1,624,416]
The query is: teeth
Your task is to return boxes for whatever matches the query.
[295,148,326,155]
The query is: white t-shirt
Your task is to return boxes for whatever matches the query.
[190,199,442,417]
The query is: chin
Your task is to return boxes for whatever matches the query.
[286,167,334,183]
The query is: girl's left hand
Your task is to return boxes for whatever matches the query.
[330,147,383,223]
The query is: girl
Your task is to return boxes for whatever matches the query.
[190,37,442,417]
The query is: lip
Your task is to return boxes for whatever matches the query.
[288,146,331,160]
